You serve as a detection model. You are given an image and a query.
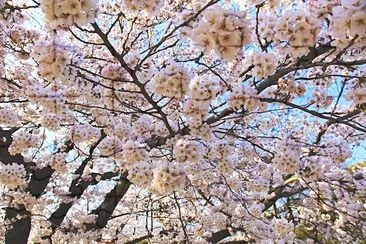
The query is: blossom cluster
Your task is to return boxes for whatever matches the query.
[122,0,163,15]
[152,63,190,98]
[173,138,204,163]
[105,121,133,139]
[256,12,277,42]
[298,156,332,182]
[320,136,352,164]
[186,5,251,60]
[209,142,231,160]
[183,74,219,123]
[189,122,212,140]
[270,218,295,239]
[182,98,209,123]
[272,139,301,174]
[98,135,148,168]
[7,24,39,57]
[98,136,122,156]
[216,159,234,175]
[274,9,321,57]
[127,161,153,188]
[120,140,147,166]
[248,52,278,79]
[26,84,66,114]
[133,115,152,140]
[31,38,77,82]
[0,34,4,74]
[48,152,68,173]
[151,161,186,194]
[329,0,366,45]
[28,219,53,243]
[70,123,101,143]
[278,77,306,97]
[346,85,366,105]
[0,162,26,189]
[40,0,98,29]
[227,85,259,112]
[100,63,127,80]
[8,131,38,156]
[41,113,61,130]
[247,175,271,192]
[0,108,19,126]
[189,74,219,101]
[207,142,237,175]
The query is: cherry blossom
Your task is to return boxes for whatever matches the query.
[0,0,365,243]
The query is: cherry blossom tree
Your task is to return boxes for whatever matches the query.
[0,0,365,243]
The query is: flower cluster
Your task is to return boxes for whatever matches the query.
[98,136,122,156]
[256,13,277,42]
[208,142,235,176]
[7,24,40,54]
[173,139,204,163]
[133,115,152,140]
[278,77,306,97]
[209,142,231,160]
[41,113,61,130]
[270,218,294,239]
[189,75,219,102]
[188,5,251,60]
[49,152,68,173]
[127,161,153,188]
[105,121,132,139]
[151,161,186,195]
[26,85,66,114]
[40,0,98,29]
[182,99,209,123]
[248,52,278,79]
[31,38,77,82]
[227,85,259,112]
[189,122,212,140]
[311,0,338,20]
[8,131,38,155]
[247,176,270,192]
[216,159,234,175]
[184,160,205,176]
[152,63,190,98]
[120,140,147,166]
[272,139,301,174]
[274,9,321,57]
[70,123,101,143]
[0,162,26,189]
[101,63,126,80]
[311,89,333,108]
[28,219,53,243]
[346,85,366,105]
[183,74,219,123]
[248,203,264,218]
[0,108,19,126]
[320,136,352,164]
[122,0,163,15]
[329,0,366,45]
[298,156,330,182]
[0,34,4,73]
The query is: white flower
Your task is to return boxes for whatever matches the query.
[218,30,241,47]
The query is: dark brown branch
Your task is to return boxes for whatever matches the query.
[85,172,131,230]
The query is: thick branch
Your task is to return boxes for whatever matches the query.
[85,173,131,230]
